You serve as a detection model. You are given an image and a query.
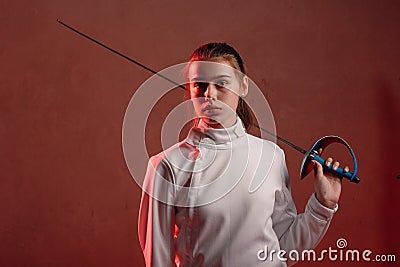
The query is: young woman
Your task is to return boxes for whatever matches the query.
[138,43,346,267]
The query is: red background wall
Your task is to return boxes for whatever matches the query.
[1,0,399,266]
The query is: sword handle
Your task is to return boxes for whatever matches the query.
[310,152,360,183]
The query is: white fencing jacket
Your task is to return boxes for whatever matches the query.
[138,117,336,267]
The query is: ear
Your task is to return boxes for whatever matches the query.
[241,75,249,97]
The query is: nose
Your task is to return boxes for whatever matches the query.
[204,83,217,100]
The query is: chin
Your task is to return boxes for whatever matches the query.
[202,117,218,124]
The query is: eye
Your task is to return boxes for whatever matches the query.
[192,82,208,94]
[216,80,228,87]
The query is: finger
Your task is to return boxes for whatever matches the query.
[325,157,333,167]
[344,166,350,172]
[318,148,323,154]
[332,161,340,171]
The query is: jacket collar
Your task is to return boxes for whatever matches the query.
[185,117,246,149]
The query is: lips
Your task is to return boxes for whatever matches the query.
[202,105,222,112]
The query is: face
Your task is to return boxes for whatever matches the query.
[188,60,248,128]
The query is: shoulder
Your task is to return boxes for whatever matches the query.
[246,133,285,157]
[148,140,198,168]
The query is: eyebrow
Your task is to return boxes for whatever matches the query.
[190,75,232,81]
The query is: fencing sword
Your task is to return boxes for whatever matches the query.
[56,19,360,183]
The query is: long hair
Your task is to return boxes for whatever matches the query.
[187,42,253,130]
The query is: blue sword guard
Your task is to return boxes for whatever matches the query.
[300,136,360,183]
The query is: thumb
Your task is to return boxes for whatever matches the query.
[312,160,324,177]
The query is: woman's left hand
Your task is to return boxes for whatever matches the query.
[312,149,349,210]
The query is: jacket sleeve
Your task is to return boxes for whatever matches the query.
[271,148,337,266]
[138,156,177,267]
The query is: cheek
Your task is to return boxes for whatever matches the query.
[188,88,194,99]
[189,89,201,102]
[221,92,240,110]
[190,98,203,112]
[189,88,202,100]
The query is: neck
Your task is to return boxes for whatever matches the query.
[186,116,246,148]
[202,116,237,129]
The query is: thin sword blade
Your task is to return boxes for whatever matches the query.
[56,19,307,155]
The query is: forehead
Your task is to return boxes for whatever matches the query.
[188,60,239,81]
